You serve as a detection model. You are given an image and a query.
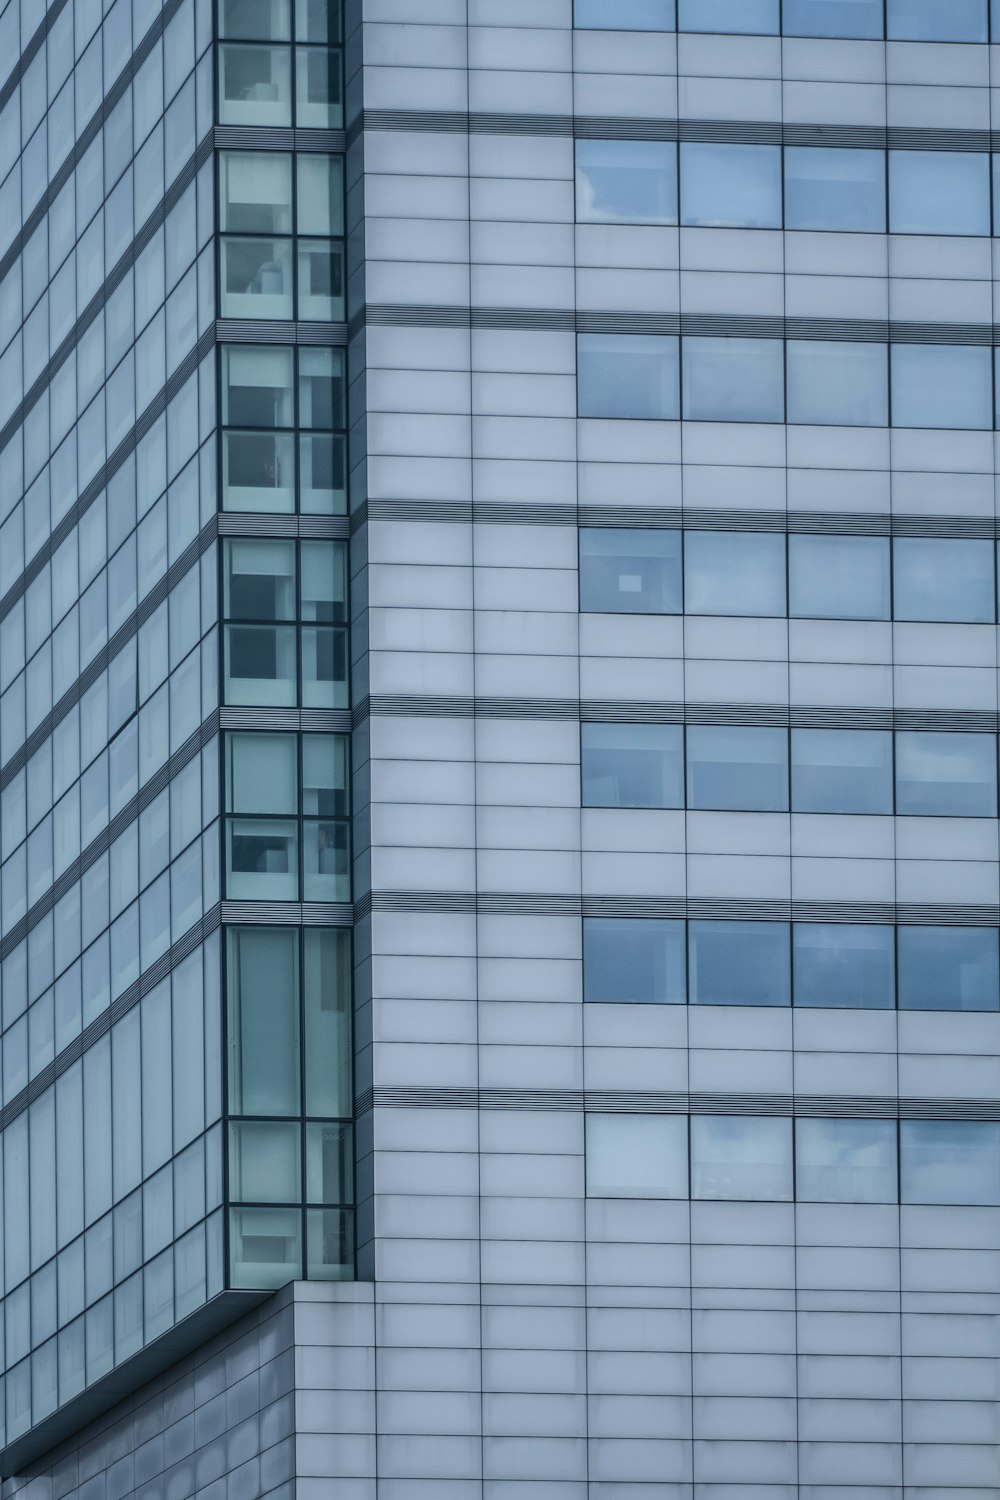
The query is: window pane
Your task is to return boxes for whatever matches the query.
[887,0,987,41]
[230,1206,302,1289]
[796,1119,898,1203]
[901,1121,1000,1206]
[893,537,995,623]
[219,44,292,128]
[304,929,352,1117]
[895,732,997,818]
[226,733,298,814]
[229,1120,300,1202]
[891,345,993,430]
[223,346,294,427]
[574,0,676,27]
[687,725,788,812]
[682,338,785,422]
[898,927,999,1012]
[586,1114,688,1198]
[581,723,684,808]
[224,538,296,619]
[578,334,679,420]
[680,144,782,230]
[576,140,677,226]
[791,729,893,815]
[789,535,889,620]
[220,0,291,40]
[307,1122,352,1204]
[785,147,885,231]
[889,151,990,236]
[793,924,896,1009]
[221,236,293,319]
[297,154,344,236]
[678,0,778,30]
[579,529,682,614]
[226,819,298,900]
[691,1116,793,1201]
[295,46,343,129]
[783,0,883,36]
[787,341,888,427]
[684,531,786,616]
[220,152,292,233]
[227,927,300,1115]
[689,921,791,1007]
[584,918,686,1004]
[307,1208,354,1280]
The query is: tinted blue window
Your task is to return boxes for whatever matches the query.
[576,141,677,225]
[796,1119,898,1202]
[682,338,785,423]
[889,151,990,236]
[691,1116,793,1201]
[888,0,987,40]
[901,1121,1000,1206]
[687,726,789,812]
[578,334,680,420]
[678,0,778,31]
[783,0,883,36]
[581,724,684,808]
[785,147,885,232]
[896,732,998,818]
[689,921,791,1006]
[891,345,993,431]
[685,531,786,617]
[789,535,890,621]
[793,923,895,1009]
[680,144,782,230]
[584,918,686,1004]
[893,537,995,623]
[575,0,676,26]
[787,341,888,426]
[898,927,1000,1012]
[791,729,893,815]
[579,530,682,614]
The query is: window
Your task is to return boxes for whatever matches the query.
[688,921,791,1007]
[890,345,993,431]
[682,338,785,423]
[577,334,679,420]
[897,927,999,1012]
[795,1119,897,1203]
[678,0,779,30]
[684,531,786,616]
[680,144,782,230]
[218,0,343,128]
[223,538,297,705]
[687,726,789,812]
[579,529,682,614]
[583,918,686,1004]
[895,732,998,818]
[789,535,890,621]
[574,0,676,26]
[691,1116,793,1201]
[784,147,885,233]
[893,537,995,624]
[581,724,684,808]
[889,151,990,236]
[791,729,893,815]
[227,929,300,1116]
[786,342,888,427]
[793,924,895,1009]
[783,0,883,37]
[887,0,988,41]
[575,141,677,226]
[585,1115,688,1199]
[901,1122,1000,1206]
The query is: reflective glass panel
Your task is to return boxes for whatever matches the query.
[220,152,292,233]
[578,334,680,420]
[230,1207,302,1288]
[887,0,988,40]
[680,144,782,229]
[586,1114,689,1198]
[678,0,778,28]
[221,236,293,319]
[789,535,890,621]
[791,729,893,814]
[220,0,291,39]
[295,46,343,128]
[687,726,789,812]
[682,337,785,422]
[889,151,990,236]
[307,1122,353,1204]
[579,529,682,614]
[895,732,998,818]
[793,923,896,1009]
[901,1121,1000,1205]
[786,341,888,426]
[307,1208,354,1279]
[576,141,677,225]
[227,927,300,1115]
[304,929,352,1117]
[229,1121,300,1202]
[893,537,995,623]
[297,154,345,236]
[785,147,885,231]
[688,921,791,1007]
[684,531,786,616]
[219,44,292,127]
[783,0,883,36]
[891,345,993,430]
[796,1119,898,1202]
[581,723,684,808]
[691,1116,793,1201]
[583,918,686,1004]
[898,926,999,1012]
[574,0,676,26]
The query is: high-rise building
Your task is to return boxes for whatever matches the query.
[3,0,1000,1493]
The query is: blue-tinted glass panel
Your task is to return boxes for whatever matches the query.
[576,141,677,225]
[586,1115,689,1199]
[579,530,682,614]
[688,921,791,1006]
[678,0,778,30]
[575,0,676,26]
[898,927,1000,1012]
[680,144,782,229]
[691,1116,793,1200]
[584,918,686,1004]
[893,537,994,623]
[889,151,990,236]
[789,535,890,620]
[896,732,998,818]
[578,335,680,420]
[888,0,987,40]
[796,1119,898,1202]
[684,531,786,616]
[793,923,896,1009]
[791,729,893,814]
[901,1121,1000,1206]
[581,724,684,808]
[783,0,883,36]
[787,341,888,426]
[682,338,785,423]
[785,147,885,232]
[687,726,789,812]
[891,345,993,431]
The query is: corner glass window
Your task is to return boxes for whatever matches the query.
[225,733,299,900]
[898,927,999,1012]
[890,345,993,431]
[796,1119,898,1203]
[219,44,292,127]
[687,726,789,812]
[789,535,890,621]
[791,729,893,815]
[895,732,998,818]
[575,141,678,226]
[578,334,679,420]
[297,154,345,237]
[901,1121,1000,1206]
[688,920,791,1007]
[680,144,782,230]
[230,1207,301,1289]
[579,529,682,614]
[786,341,888,427]
[792,923,896,1009]
[691,1116,793,1201]
[889,151,990,236]
[783,0,883,37]
[684,531,786,617]
[586,1115,688,1199]
[220,0,291,39]
[784,147,885,233]
[221,346,295,513]
[581,723,684,809]
[223,538,297,706]
[574,0,676,26]
[583,917,686,1004]
[678,0,779,30]
[887,0,988,42]
[227,927,300,1116]
[220,152,293,233]
[892,537,995,624]
[682,338,785,423]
